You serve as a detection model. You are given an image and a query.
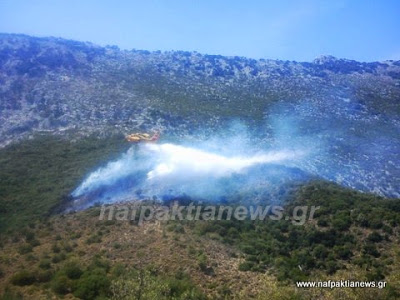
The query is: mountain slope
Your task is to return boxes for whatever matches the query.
[1,33,400,300]
[1,33,400,145]
[1,33,400,199]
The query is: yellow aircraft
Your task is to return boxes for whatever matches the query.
[126,132,160,143]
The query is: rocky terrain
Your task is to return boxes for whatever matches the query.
[1,33,398,198]
[1,33,399,144]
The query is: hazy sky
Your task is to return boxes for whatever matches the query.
[0,0,399,61]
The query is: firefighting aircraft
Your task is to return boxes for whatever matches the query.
[125,131,160,143]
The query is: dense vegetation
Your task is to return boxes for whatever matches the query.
[2,242,205,300]
[191,181,400,290]
[0,133,129,232]
[5,256,205,300]
[0,134,399,299]
[2,181,399,299]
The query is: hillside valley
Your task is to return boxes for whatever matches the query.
[0,33,400,299]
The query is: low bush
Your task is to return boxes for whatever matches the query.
[10,271,36,286]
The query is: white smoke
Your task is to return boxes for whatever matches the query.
[146,143,303,181]
[71,142,306,204]
[70,97,400,209]
[72,147,142,197]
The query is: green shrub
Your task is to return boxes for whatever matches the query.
[113,242,121,249]
[166,277,205,299]
[74,269,110,299]
[89,256,111,272]
[25,253,37,262]
[17,244,33,255]
[111,263,125,278]
[28,239,40,247]
[363,243,380,257]
[52,253,66,264]
[23,230,35,242]
[313,244,328,259]
[367,231,383,243]
[332,215,351,231]
[39,259,52,270]
[166,223,185,233]
[366,267,385,281]
[36,270,53,283]
[370,218,383,229]
[1,287,23,299]
[382,225,393,234]
[238,261,254,272]
[86,234,102,244]
[325,260,339,275]
[197,254,208,272]
[51,274,73,295]
[70,232,82,239]
[51,244,61,253]
[10,271,36,286]
[104,220,116,226]
[63,243,73,253]
[317,217,329,227]
[334,245,353,260]
[63,262,83,280]
[110,269,205,300]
